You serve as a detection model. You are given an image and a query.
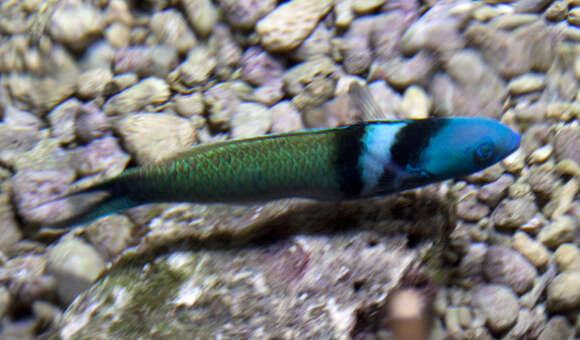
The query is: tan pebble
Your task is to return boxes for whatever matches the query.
[521,214,548,232]
[77,68,113,99]
[174,92,204,118]
[545,1,567,21]
[569,8,580,27]
[546,102,580,121]
[512,231,551,268]
[472,5,504,21]
[256,0,333,52]
[547,271,580,312]
[502,149,525,172]
[231,102,272,138]
[527,144,553,164]
[458,306,471,329]
[104,0,133,26]
[444,307,462,333]
[555,159,580,177]
[564,25,580,41]
[508,73,546,95]
[334,0,354,28]
[538,215,575,248]
[182,0,218,37]
[104,77,170,116]
[490,13,539,30]
[549,178,579,218]
[105,22,131,48]
[554,243,580,272]
[150,9,196,54]
[400,86,431,119]
[116,113,196,164]
[351,0,386,14]
[508,180,532,199]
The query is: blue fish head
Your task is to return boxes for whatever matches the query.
[416,117,520,181]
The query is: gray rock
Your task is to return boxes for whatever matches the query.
[212,23,242,79]
[553,124,580,165]
[478,174,514,207]
[538,315,574,340]
[113,45,179,78]
[270,100,304,133]
[104,77,171,117]
[471,284,519,334]
[47,98,82,144]
[252,79,284,106]
[0,187,22,253]
[72,136,130,178]
[241,47,284,86]
[0,254,56,305]
[231,102,272,138]
[340,16,374,75]
[371,51,436,90]
[115,113,196,165]
[528,165,560,199]
[458,243,487,285]
[292,23,332,61]
[0,125,42,168]
[218,0,276,30]
[456,193,490,222]
[85,214,135,260]
[204,82,242,129]
[74,103,112,143]
[283,57,338,110]
[172,46,217,86]
[47,237,106,305]
[547,271,580,312]
[3,105,42,131]
[491,198,538,229]
[149,9,196,54]
[77,67,113,99]
[483,245,537,294]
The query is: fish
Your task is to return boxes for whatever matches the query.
[41,83,520,228]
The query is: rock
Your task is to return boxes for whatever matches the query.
[0,254,56,305]
[505,308,543,339]
[104,22,131,48]
[8,73,77,114]
[400,85,431,119]
[366,80,401,119]
[0,286,10,319]
[47,237,106,305]
[182,0,217,37]
[528,144,553,164]
[212,23,243,79]
[283,57,337,110]
[3,105,42,131]
[0,187,22,253]
[538,316,574,340]
[104,73,139,96]
[103,77,171,117]
[511,231,551,268]
[175,92,205,118]
[256,0,333,52]
[116,113,196,165]
[478,174,514,207]
[456,193,490,222]
[252,79,284,106]
[150,9,196,54]
[553,124,580,165]
[554,243,580,272]
[75,103,112,143]
[444,307,462,334]
[537,215,575,248]
[292,23,332,61]
[547,271,580,312]
[528,165,559,199]
[172,46,217,86]
[13,139,71,172]
[11,169,75,225]
[458,243,487,285]
[231,102,272,138]
[113,46,178,78]
[491,198,538,229]
[204,82,242,129]
[340,16,374,75]
[545,178,579,219]
[334,0,355,27]
[72,136,130,178]
[508,73,546,95]
[77,67,113,99]
[240,47,284,86]
[218,0,276,30]
[512,0,552,13]
[483,245,537,294]
[47,98,82,144]
[270,100,304,133]
[372,11,415,62]
[471,284,519,334]
[351,0,386,13]
[49,3,104,50]
[85,215,134,260]
[372,51,436,90]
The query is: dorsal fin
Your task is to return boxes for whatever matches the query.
[348,82,384,121]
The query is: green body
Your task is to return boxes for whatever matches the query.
[109,128,350,203]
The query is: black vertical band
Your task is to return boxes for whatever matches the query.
[334,122,367,198]
[390,119,447,169]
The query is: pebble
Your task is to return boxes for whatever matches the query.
[256,0,333,52]
[0,189,22,253]
[75,103,111,143]
[77,67,113,99]
[547,178,579,218]
[113,46,178,78]
[3,105,42,131]
[444,307,462,333]
[478,174,514,207]
[458,243,487,285]
[547,270,580,312]
[103,77,171,117]
[0,286,11,319]
[502,149,526,172]
[528,165,559,199]
[351,0,386,14]
[506,308,540,339]
[231,102,273,138]
[508,73,546,95]
[491,197,538,229]
[456,192,490,222]
[283,57,337,110]
[270,100,305,133]
[340,16,374,75]
[47,237,105,305]
[489,13,540,30]
[104,22,130,48]
[72,136,130,178]
[538,316,574,340]
[471,284,519,334]
[483,245,537,294]
[172,46,217,86]
[218,0,276,30]
[104,73,139,96]
[150,9,196,55]
[527,144,553,164]
[511,231,551,268]
[47,98,81,144]
[292,23,332,61]
[375,51,436,90]
[553,125,580,164]
[49,3,105,50]
[175,92,205,118]
[554,243,580,272]
[182,0,217,37]
[116,113,196,165]
[240,47,284,86]
[85,214,134,260]
[537,215,575,248]
[0,254,55,305]
[334,0,355,27]
[400,86,431,119]
[205,82,242,129]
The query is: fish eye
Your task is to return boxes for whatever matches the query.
[474,141,494,162]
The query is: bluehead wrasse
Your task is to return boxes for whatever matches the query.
[40,83,520,228]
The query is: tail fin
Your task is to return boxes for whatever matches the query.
[41,182,138,229]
